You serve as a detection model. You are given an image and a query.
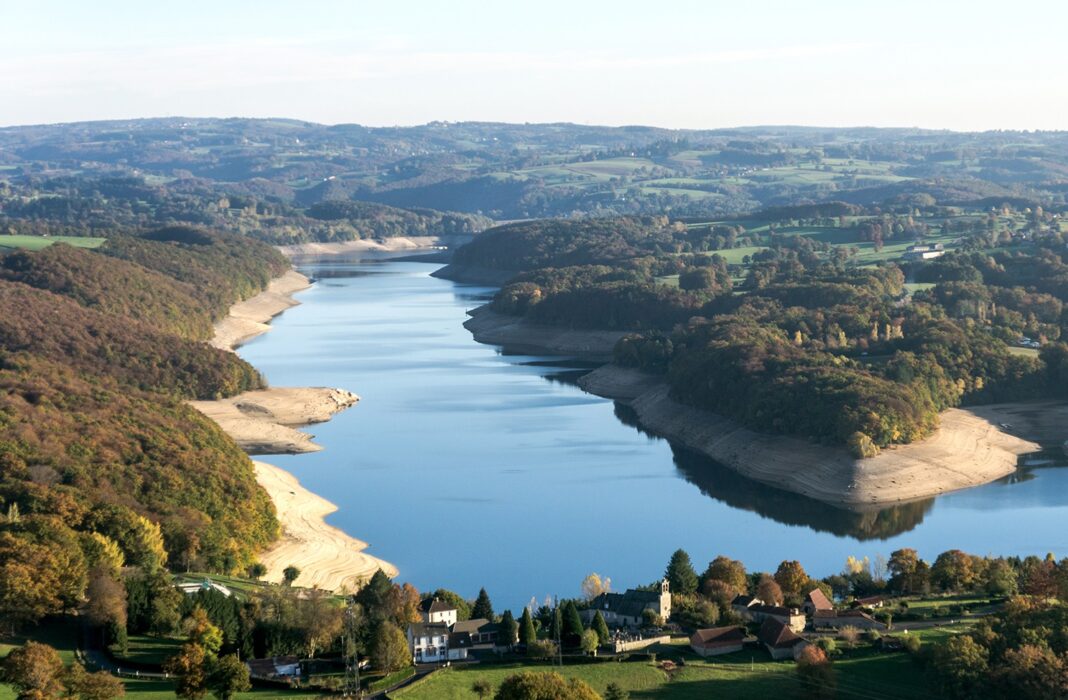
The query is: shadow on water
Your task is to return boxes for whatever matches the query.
[609,402,935,541]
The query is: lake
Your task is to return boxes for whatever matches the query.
[239,256,1068,611]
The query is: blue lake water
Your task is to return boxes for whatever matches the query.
[239,257,1068,612]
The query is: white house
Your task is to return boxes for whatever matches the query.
[406,622,469,664]
[420,598,458,626]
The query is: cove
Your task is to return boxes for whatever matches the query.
[239,256,1068,610]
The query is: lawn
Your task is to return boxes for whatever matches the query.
[120,679,320,699]
[715,245,767,265]
[393,642,939,700]
[0,235,105,251]
[111,634,184,668]
[394,661,671,700]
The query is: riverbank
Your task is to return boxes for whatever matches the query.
[279,234,480,259]
[194,269,396,589]
[579,365,1043,509]
[431,262,518,285]
[210,270,311,351]
[463,306,625,360]
[254,460,398,591]
[188,387,359,454]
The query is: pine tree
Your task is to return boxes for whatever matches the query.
[592,610,611,645]
[472,587,494,621]
[519,608,536,646]
[665,549,698,595]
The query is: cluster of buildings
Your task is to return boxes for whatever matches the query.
[901,242,945,260]
[579,579,672,628]
[690,588,889,661]
[406,598,507,664]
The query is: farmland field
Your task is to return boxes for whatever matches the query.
[0,235,105,251]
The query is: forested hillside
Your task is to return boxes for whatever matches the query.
[456,204,1068,455]
[0,243,215,339]
[0,227,285,632]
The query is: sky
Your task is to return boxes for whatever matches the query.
[1,0,1066,131]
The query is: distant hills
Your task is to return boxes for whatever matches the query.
[1,119,1066,240]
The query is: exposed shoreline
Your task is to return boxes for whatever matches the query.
[457,301,1052,509]
[278,234,475,259]
[463,306,625,360]
[580,365,1042,509]
[194,270,397,589]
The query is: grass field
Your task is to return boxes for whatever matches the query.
[395,638,942,700]
[0,235,105,251]
[111,634,184,667]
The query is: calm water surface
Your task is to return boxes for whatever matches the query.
[240,257,1068,610]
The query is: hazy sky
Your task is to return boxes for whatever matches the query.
[2,0,1066,131]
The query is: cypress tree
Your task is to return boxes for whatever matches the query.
[562,601,585,649]
[519,608,536,646]
[499,609,518,647]
[592,610,611,645]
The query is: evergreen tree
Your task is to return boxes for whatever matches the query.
[562,601,584,649]
[499,609,518,647]
[591,610,611,645]
[519,608,537,647]
[665,549,698,595]
[471,587,494,620]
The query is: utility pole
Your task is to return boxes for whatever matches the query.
[554,595,563,669]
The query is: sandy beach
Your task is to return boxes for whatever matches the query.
[254,461,398,590]
[193,268,396,590]
[580,365,1044,509]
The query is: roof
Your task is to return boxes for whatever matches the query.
[855,595,885,605]
[589,588,662,619]
[750,604,802,618]
[451,618,497,635]
[813,609,879,624]
[806,588,833,611]
[690,626,746,649]
[448,631,472,649]
[421,598,456,614]
[246,656,299,676]
[758,618,805,649]
[731,595,758,607]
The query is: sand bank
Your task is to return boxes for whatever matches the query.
[195,268,396,590]
[189,388,358,454]
[580,365,1042,509]
[463,306,626,360]
[254,461,397,590]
